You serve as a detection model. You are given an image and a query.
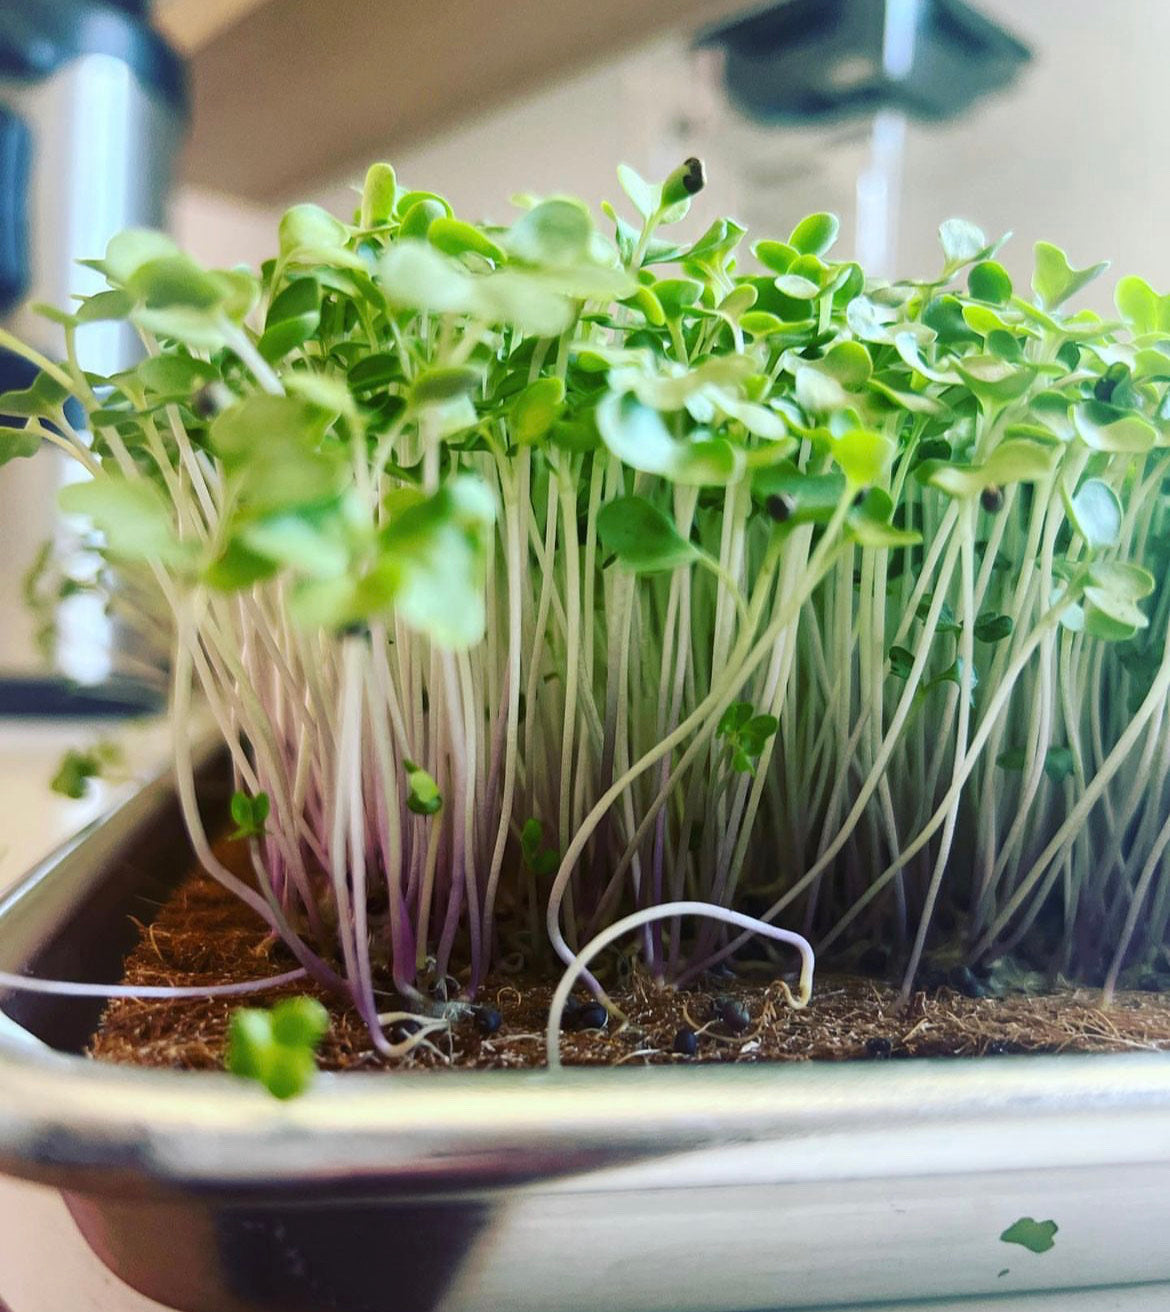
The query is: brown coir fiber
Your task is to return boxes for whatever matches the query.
[91,861,1170,1072]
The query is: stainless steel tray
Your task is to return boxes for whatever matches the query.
[2,754,1170,1312]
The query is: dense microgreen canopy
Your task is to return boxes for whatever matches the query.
[7,157,1170,1053]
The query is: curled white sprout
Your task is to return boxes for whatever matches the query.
[545,901,814,1069]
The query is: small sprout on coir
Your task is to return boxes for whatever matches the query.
[227,995,330,1100]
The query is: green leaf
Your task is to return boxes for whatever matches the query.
[226,1009,272,1082]
[229,790,270,839]
[204,538,277,591]
[1115,275,1158,333]
[427,217,505,263]
[1068,478,1121,549]
[126,254,224,311]
[1044,747,1075,783]
[520,816,559,876]
[398,197,447,240]
[789,212,840,257]
[597,495,698,573]
[1073,401,1157,453]
[102,228,181,284]
[795,365,847,414]
[954,354,1034,404]
[76,289,135,324]
[753,240,796,274]
[0,369,72,418]
[889,646,915,679]
[227,999,328,1100]
[1033,241,1108,310]
[848,488,920,548]
[753,465,845,525]
[616,164,660,220]
[409,365,483,406]
[238,502,355,580]
[1086,560,1154,601]
[50,748,103,799]
[377,476,496,648]
[1000,1218,1058,1254]
[968,261,1012,304]
[939,218,987,268]
[595,391,678,476]
[739,310,784,336]
[405,760,443,815]
[360,162,397,227]
[681,218,746,271]
[718,702,753,736]
[259,277,321,362]
[510,377,565,446]
[475,270,574,335]
[774,273,820,300]
[279,204,349,257]
[0,425,40,466]
[59,473,188,565]
[1084,586,1150,640]
[926,439,1058,498]
[507,197,593,267]
[829,427,895,487]
[974,612,1013,644]
[210,396,346,514]
[136,353,219,399]
[379,240,476,314]
[819,340,873,387]
[270,996,329,1048]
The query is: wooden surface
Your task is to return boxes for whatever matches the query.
[154,0,272,53]
[175,0,751,201]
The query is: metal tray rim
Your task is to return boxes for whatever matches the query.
[3,746,1170,1199]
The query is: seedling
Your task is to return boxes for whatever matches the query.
[3,155,1169,1053]
[227,995,329,1099]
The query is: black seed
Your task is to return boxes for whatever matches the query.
[765,492,794,523]
[865,1036,893,1059]
[192,381,231,420]
[390,1019,421,1043]
[980,485,1004,513]
[574,1001,609,1031]
[715,996,751,1033]
[682,157,706,196]
[473,1005,502,1036]
[673,1027,699,1056]
[948,964,987,998]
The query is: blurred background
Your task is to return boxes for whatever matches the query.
[0,0,1165,705]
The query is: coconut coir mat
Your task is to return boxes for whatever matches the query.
[91,862,1170,1072]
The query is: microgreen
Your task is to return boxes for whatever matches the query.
[228,790,270,840]
[6,154,1170,1047]
[227,996,329,1100]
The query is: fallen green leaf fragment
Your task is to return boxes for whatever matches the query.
[1000,1217,1058,1253]
[50,745,122,800]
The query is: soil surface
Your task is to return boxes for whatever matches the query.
[92,855,1170,1072]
